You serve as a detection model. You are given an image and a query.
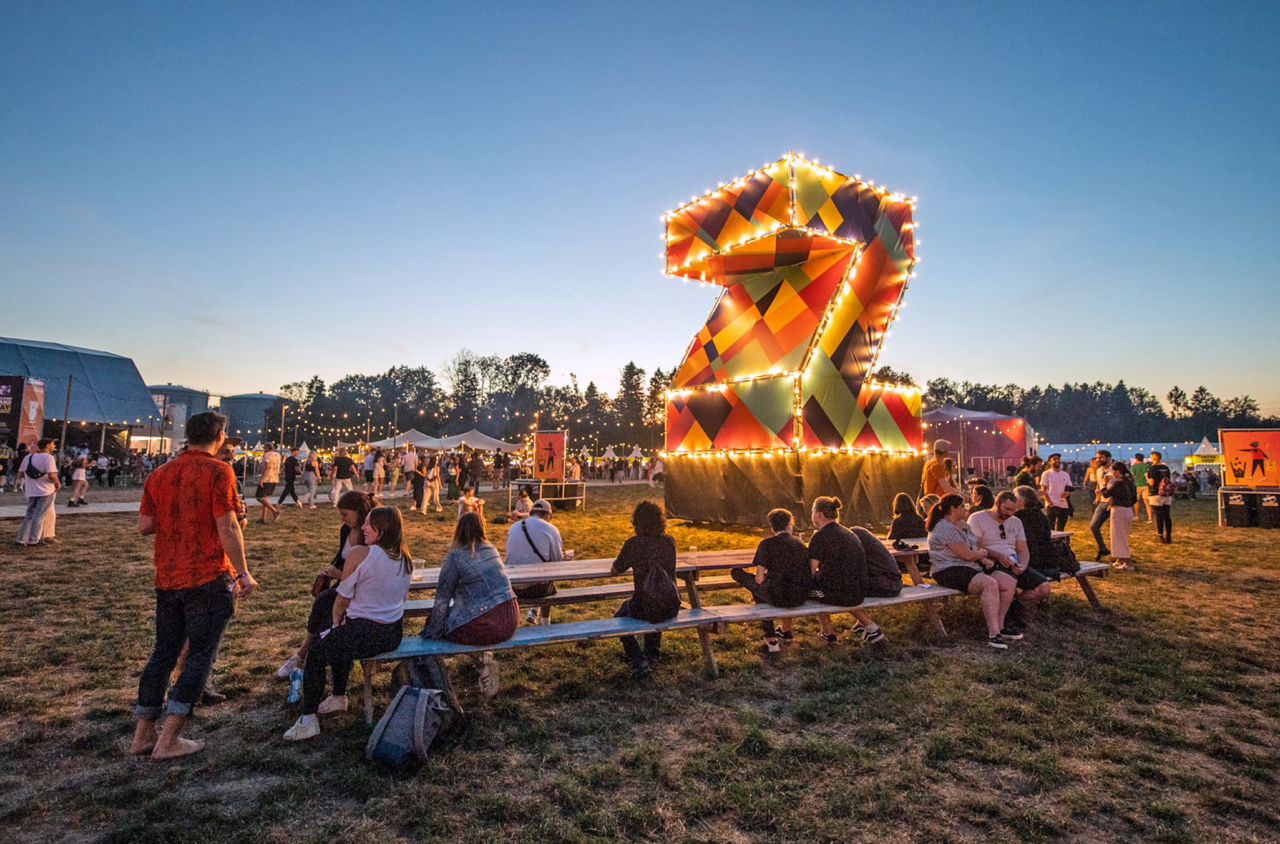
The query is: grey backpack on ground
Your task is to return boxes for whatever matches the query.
[365,686,451,770]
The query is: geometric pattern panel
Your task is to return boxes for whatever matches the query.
[800,381,923,452]
[665,378,795,452]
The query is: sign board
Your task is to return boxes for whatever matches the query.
[0,376,22,447]
[1220,428,1280,489]
[534,431,567,481]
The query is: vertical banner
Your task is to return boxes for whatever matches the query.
[1221,429,1280,488]
[18,379,45,448]
[534,431,567,481]
[0,376,23,447]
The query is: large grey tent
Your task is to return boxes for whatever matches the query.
[0,337,161,424]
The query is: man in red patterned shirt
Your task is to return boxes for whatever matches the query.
[129,411,258,759]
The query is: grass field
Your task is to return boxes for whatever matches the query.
[1,485,1278,842]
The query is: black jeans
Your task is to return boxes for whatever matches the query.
[277,478,299,505]
[1153,505,1172,539]
[134,575,236,719]
[615,598,661,667]
[1045,506,1070,531]
[1089,503,1111,553]
[307,588,339,636]
[730,568,791,636]
[303,617,402,714]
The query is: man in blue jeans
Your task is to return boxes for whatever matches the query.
[1088,449,1113,561]
[129,412,258,759]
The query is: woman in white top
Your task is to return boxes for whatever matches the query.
[371,449,386,496]
[275,491,377,679]
[285,505,413,741]
[927,494,1018,649]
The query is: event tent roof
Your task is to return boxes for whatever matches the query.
[1193,437,1220,457]
[0,336,161,425]
[353,428,523,452]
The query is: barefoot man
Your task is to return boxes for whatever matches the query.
[130,411,258,759]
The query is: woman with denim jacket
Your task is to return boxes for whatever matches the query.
[422,513,518,645]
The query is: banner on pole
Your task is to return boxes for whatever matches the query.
[534,431,566,481]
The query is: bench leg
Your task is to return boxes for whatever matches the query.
[903,555,947,638]
[1075,573,1103,609]
[362,660,378,724]
[681,573,720,677]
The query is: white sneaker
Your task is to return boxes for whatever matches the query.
[317,694,348,715]
[309,504,317,509]
[276,653,301,679]
[283,715,320,741]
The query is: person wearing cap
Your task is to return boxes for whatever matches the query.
[504,498,563,624]
[921,439,961,498]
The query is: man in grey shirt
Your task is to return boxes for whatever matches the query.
[504,499,563,624]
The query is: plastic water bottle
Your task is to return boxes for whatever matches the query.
[287,668,303,703]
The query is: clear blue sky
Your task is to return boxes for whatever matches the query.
[3,1,1278,413]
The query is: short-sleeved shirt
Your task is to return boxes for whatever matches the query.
[807,522,868,606]
[260,451,281,483]
[968,510,1025,562]
[1041,468,1072,508]
[333,455,355,479]
[928,519,981,572]
[140,449,240,590]
[921,458,949,497]
[504,516,563,566]
[401,451,418,472]
[751,533,812,607]
[19,452,57,497]
[1132,462,1149,488]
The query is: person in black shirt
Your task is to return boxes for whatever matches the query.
[732,509,813,652]
[851,526,904,599]
[277,447,301,508]
[329,448,356,506]
[888,493,927,540]
[1146,451,1174,543]
[610,500,678,677]
[807,496,885,645]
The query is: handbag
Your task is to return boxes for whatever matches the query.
[311,574,334,597]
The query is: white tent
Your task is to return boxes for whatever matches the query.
[1193,437,1220,457]
[365,429,437,449]
[603,446,617,459]
[629,446,644,459]
[297,441,310,458]
[434,429,523,453]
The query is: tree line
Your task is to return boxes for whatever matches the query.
[265,351,671,452]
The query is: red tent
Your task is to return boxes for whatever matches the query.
[922,406,1036,483]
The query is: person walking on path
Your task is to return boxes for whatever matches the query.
[256,445,282,523]
[300,449,321,508]
[1147,451,1174,544]
[399,448,418,497]
[67,454,90,507]
[1131,454,1151,522]
[1088,449,1113,561]
[329,447,356,505]
[15,438,60,546]
[277,447,302,509]
[129,411,258,759]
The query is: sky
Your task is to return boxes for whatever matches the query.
[3,1,1278,414]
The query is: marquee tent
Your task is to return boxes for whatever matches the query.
[0,336,161,425]
[629,447,644,459]
[351,428,523,452]
[923,405,1035,480]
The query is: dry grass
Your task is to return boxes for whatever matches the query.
[2,485,1279,842]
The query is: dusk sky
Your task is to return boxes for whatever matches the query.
[3,2,1278,413]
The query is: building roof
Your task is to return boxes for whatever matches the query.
[222,392,281,401]
[0,336,161,425]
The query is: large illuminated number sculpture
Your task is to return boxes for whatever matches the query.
[661,154,925,525]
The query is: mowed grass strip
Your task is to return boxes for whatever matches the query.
[1,487,1278,842]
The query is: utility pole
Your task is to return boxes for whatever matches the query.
[392,403,398,447]
[58,375,71,456]
[280,404,287,446]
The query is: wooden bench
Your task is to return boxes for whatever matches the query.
[400,576,743,619]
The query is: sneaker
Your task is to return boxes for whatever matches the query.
[850,621,866,638]
[283,715,320,741]
[999,627,1024,640]
[276,653,301,679]
[524,608,539,625]
[763,638,781,654]
[822,633,839,646]
[630,658,652,678]
[66,500,78,508]
[317,694,347,715]
[773,627,794,643]
[309,504,317,509]
[1115,562,1137,571]
[40,537,59,545]
[200,688,228,706]
[1095,549,1109,562]
[862,626,886,644]
[988,635,1009,649]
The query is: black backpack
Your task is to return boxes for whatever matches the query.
[636,565,681,623]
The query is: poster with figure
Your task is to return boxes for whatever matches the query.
[17,379,45,449]
[535,431,566,482]
[1220,429,1280,488]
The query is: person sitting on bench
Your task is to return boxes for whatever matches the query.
[850,526,905,601]
[505,499,562,625]
[806,496,885,645]
[927,494,1018,649]
[284,506,413,741]
[731,508,813,653]
[610,500,678,678]
[970,489,1052,637]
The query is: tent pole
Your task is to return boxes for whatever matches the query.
[58,375,71,456]
[99,423,107,453]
